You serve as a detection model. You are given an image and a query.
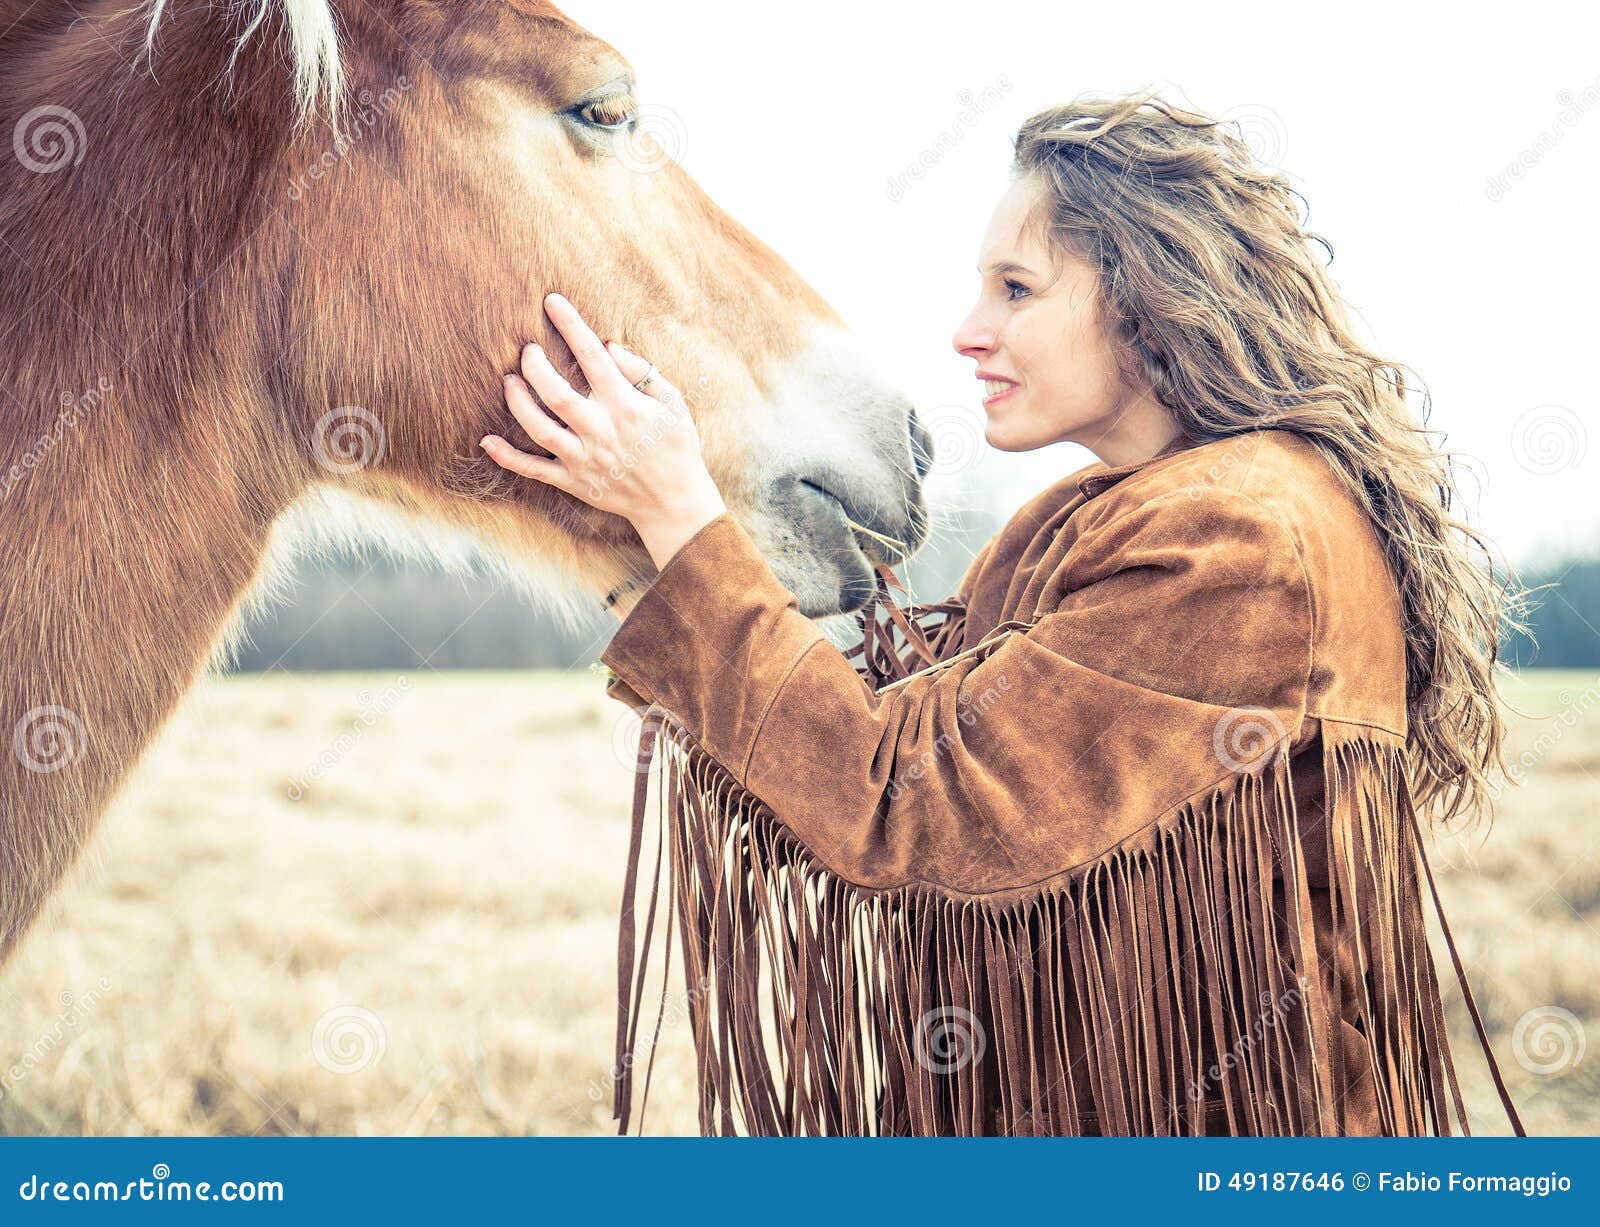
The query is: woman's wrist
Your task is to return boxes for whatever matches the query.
[633,477,727,571]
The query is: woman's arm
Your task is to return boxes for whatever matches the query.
[599,487,1313,892]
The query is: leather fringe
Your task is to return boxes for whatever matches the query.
[615,715,1512,1135]
[608,574,1526,1136]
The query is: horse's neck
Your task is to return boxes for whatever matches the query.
[0,400,297,960]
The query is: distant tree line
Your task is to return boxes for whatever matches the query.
[229,505,1007,673]
[228,510,1597,674]
[1505,555,1600,668]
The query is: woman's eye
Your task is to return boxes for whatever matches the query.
[1004,278,1031,302]
[575,96,637,130]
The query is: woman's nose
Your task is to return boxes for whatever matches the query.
[951,307,996,357]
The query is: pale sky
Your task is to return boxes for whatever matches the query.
[564,0,1598,564]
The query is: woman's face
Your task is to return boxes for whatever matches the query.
[952,175,1173,465]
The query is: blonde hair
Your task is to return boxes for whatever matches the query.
[1012,90,1531,825]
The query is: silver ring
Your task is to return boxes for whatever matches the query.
[632,364,658,393]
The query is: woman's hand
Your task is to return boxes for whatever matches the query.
[479,292,726,571]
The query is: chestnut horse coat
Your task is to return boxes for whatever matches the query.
[601,429,1520,1137]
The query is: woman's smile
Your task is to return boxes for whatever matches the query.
[979,371,1020,407]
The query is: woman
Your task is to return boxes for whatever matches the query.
[479,93,1527,1136]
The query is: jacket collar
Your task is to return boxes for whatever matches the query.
[1076,431,1205,499]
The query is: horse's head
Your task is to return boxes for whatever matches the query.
[237,0,930,615]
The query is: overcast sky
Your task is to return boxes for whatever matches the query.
[564,0,1598,564]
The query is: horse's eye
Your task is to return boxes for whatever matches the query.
[576,96,636,130]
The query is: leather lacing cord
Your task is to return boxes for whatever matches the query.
[1406,805,1527,1136]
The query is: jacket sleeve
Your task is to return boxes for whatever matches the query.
[600,488,1314,893]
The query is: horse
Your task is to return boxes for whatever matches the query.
[0,0,931,962]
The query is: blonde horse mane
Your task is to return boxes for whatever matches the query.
[140,0,345,122]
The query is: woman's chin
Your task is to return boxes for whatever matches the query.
[984,416,1044,453]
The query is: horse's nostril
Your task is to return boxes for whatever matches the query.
[909,412,934,481]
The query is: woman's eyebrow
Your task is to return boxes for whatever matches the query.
[981,260,1035,277]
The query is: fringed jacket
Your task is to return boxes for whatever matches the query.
[601,429,1518,1137]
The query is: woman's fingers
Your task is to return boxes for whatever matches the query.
[484,310,711,536]
[503,373,584,464]
[479,435,577,491]
[543,292,632,400]
[519,342,601,435]
[605,340,685,410]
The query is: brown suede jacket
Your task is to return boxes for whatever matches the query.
[601,430,1494,1137]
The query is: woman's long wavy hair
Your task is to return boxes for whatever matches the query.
[1013,90,1531,826]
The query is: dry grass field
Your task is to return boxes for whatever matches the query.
[1,668,1595,1136]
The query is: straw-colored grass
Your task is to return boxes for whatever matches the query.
[1,669,1594,1135]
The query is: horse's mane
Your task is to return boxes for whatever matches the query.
[139,0,345,121]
